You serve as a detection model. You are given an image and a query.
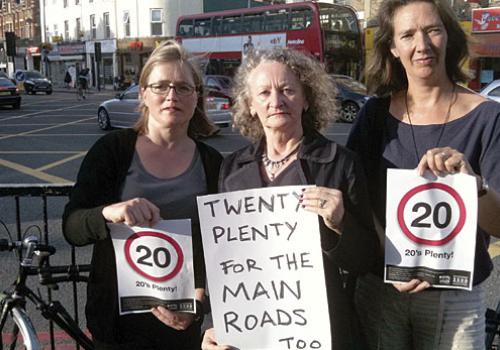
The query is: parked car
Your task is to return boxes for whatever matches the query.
[480,80,500,103]
[0,78,21,109]
[0,71,16,84]
[203,75,233,97]
[97,85,232,132]
[331,74,370,123]
[15,70,53,95]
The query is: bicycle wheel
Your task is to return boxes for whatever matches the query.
[11,307,41,350]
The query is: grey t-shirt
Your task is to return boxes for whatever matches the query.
[121,149,207,220]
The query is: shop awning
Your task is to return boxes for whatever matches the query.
[47,55,85,61]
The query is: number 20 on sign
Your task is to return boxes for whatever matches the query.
[397,182,466,246]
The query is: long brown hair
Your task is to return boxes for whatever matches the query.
[367,0,470,96]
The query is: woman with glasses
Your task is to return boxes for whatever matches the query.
[63,40,222,350]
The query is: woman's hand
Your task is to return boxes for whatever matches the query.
[201,328,234,350]
[392,279,430,293]
[417,147,477,178]
[151,306,195,331]
[102,198,160,227]
[300,187,344,234]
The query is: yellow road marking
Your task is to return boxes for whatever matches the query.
[37,152,86,171]
[489,241,500,259]
[0,117,94,141]
[0,158,70,183]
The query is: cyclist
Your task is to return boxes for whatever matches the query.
[77,67,89,100]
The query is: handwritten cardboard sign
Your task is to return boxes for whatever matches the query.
[385,169,477,290]
[197,186,331,350]
[109,220,196,315]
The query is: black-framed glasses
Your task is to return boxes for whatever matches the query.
[146,82,196,96]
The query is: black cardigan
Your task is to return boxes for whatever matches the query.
[219,131,379,350]
[62,128,222,343]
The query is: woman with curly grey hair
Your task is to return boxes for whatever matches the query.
[201,48,379,350]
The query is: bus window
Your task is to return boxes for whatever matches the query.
[320,6,362,79]
[178,19,193,36]
[221,15,241,34]
[320,11,359,34]
[242,13,263,33]
[264,9,288,32]
[194,18,212,36]
[289,7,312,30]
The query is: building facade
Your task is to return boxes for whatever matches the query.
[40,0,203,87]
[0,0,41,74]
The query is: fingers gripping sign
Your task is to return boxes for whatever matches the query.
[417,147,475,178]
[300,187,344,233]
[151,306,195,330]
[102,198,161,227]
[201,328,234,350]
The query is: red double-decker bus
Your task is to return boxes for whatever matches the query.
[176,1,363,79]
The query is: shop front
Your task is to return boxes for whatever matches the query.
[46,43,86,87]
[85,39,117,88]
[470,7,500,90]
[116,37,166,88]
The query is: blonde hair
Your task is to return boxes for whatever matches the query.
[232,47,339,142]
[135,40,217,138]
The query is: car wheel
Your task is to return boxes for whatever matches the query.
[46,90,52,95]
[341,101,359,123]
[97,108,111,130]
[13,102,20,109]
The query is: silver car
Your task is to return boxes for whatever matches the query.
[97,85,232,131]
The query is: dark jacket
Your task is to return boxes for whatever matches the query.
[219,131,378,350]
[62,128,223,343]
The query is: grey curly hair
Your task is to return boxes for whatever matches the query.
[232,48,339,141]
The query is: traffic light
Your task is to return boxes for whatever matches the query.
[5,31,16,57]
[94,42,101,61]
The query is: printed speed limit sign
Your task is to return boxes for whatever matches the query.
[109,220,196,315]
[385,169,478,290]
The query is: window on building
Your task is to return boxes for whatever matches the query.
[64,20,69,40]
[90,14,96,39]
[76,17,81,39]
[63,0,67,7]
[53,24,58,36]
[150,9,163,36]
[123,11,130,37]
[104,12,110,38]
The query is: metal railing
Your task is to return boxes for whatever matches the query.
[0,183,90,349]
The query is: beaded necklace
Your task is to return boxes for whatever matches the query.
[261,139,302,181]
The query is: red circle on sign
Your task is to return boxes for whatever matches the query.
[397,183,466,246]
[124,231,184,282]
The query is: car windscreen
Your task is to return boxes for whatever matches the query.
[336,78,367,94]
[0,79,15,87]
[25,71,44,79]
[217,77,232,89]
